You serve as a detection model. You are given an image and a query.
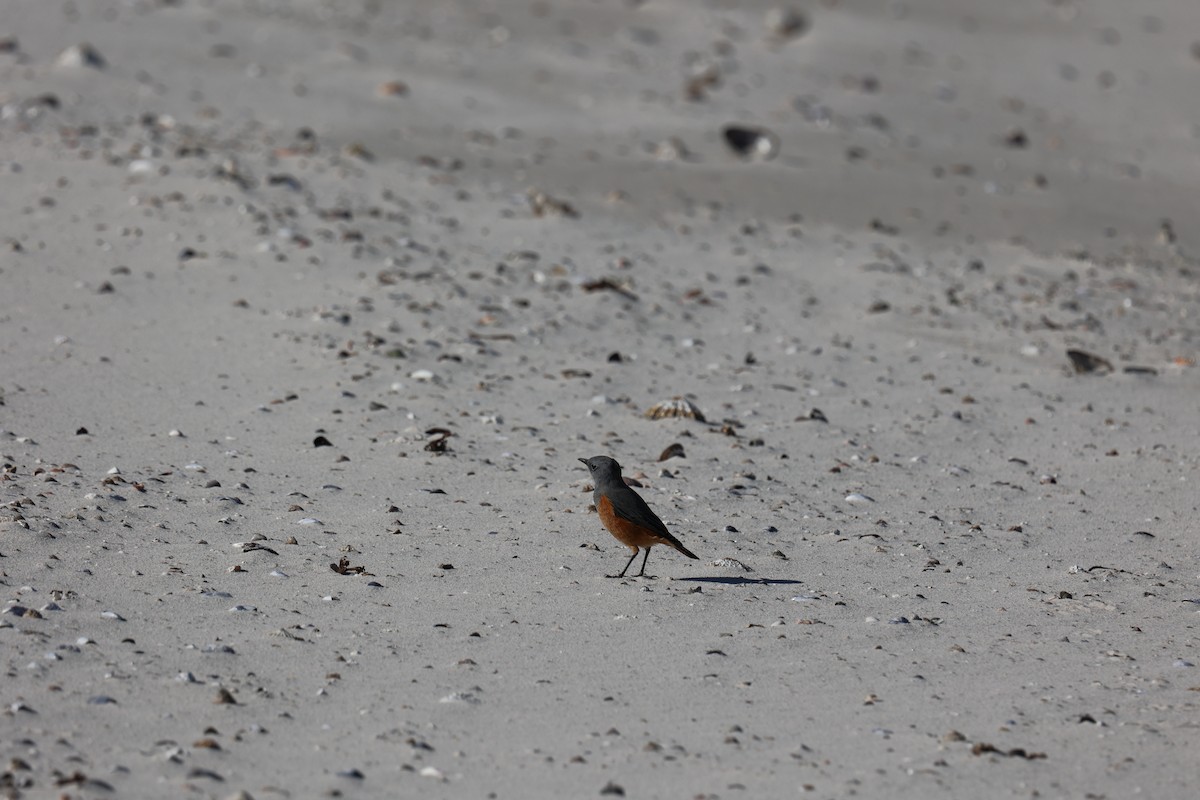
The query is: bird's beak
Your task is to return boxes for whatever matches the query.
[578,458,589,466]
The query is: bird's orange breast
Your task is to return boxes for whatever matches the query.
[597,494,663,550]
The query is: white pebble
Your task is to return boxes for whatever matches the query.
[439,691,481,705]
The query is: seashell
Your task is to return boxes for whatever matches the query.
[645,397,706,422]
[712,558,754,572]
[722,125,779,161]
[844,492,875,504]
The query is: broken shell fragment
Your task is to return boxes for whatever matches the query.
[645,397,706,422]
[658,442,686,461]
[764,8,809,42]
[713,557,754,572]
[1066,349,1113,375]
[722,126,779,161]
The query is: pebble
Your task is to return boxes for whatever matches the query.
[765,7,809,41]
[55,43,106,70]
[712,558,754,572]
[722,125,779,161]
[439,691,481,705]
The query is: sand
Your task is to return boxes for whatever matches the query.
[2,1,1199,798]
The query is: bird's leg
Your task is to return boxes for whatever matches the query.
[607,549,640,579]
[634,548,652,578]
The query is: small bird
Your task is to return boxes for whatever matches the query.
[579,455,699,578]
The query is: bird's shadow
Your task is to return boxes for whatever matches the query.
[679,576,803,586]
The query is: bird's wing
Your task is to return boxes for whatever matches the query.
[609,486,673,539]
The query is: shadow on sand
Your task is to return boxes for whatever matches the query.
[679,576,803,586]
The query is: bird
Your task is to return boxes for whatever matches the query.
[579,455,699,578]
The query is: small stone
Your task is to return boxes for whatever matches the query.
[56,43,106,70]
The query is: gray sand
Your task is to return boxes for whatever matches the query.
[2,1,1199,797]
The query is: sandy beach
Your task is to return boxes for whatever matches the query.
[3,1,1199,797]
